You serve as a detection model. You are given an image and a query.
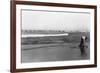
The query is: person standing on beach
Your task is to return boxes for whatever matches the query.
[79,36,88,56]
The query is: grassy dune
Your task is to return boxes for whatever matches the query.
[21,32,90,45]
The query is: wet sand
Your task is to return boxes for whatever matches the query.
[21,43,90,63]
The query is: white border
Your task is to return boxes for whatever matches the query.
[16,4,95,69]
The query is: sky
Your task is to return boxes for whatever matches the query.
[22,10,90,32]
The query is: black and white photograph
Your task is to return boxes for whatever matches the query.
[11,1,97,72]
[21,9,90,63]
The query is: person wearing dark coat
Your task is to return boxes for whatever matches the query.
[79,36,88,55]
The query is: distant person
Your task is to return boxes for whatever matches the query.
[79,35,88,56]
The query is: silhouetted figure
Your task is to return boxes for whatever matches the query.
[79,36,87,56]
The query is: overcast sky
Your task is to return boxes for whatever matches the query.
[22,10,90,32]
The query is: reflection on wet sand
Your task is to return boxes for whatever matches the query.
[21,43,90,63]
